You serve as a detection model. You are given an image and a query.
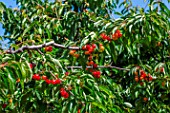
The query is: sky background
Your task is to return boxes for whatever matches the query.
[0,0,169,49]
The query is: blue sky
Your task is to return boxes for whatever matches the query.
[0,0,169,49]
[0,0,149,35]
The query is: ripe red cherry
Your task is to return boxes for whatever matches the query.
[140,70,145,75]
[86,44,91,50]
[60,88,65,92]
[148,74,153,81]
[140,76,144,80]
[140,82,144,86]
[92,71,97,77]
[115,30,120,34]
[118,33,122,37]
[42,75,47,80]
[88,47,94,53]
[160,67,164,73]
[32,74,40,80]
[99,43,103,47]
[96,71,101,75]
[92,71,101,78]
[93,63,98,68]
[2,103,7,108]
[96,74,100,78]
[78,109,81,113]
[149,76,153,81]
[65,72,69,76]
[88,55,93,60]
[45,79,51,84]
[60,88,69,98]
[63,92,69,98]
[135,77,139,82]
[51,79,61,85]
[51,80,57,85]
[101,33,108,40]
[92,44,96,48]
[82,46,86,50]
[45,46,53,52]
[29,63,33,69]
[106,36,111,41]
[143,97,148,102]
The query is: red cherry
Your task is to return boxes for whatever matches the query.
[42,75,47,80]
[32,74,40,80]
[114,33,119,38]
[99,43,103,47]
[51,80,57,85]
[141,74,146,78]
[96,74,100,78]
[60,88,65,92]
[96,71,101,75]
[118,33,122,38]
[78,109,81,113]
[149,76,153,81]
[45,79,51,84]
[88,47,94,53]
[100,33,107,40]
[29,63,33,69]
[2,104,7,108]
[93,63,98,68]
[65,72,69,76]
[140,82,144,86]
[92,71,101,78]
[135,77,139,82]
[56,79,61,84]
[51,79,61,85]
[60,89,67,96]
[86,44,91,50]
[160,67,164,73]
[143,97,148,102]
[140,70,146,78]
[92,44,96,48]
[140,76,144,80]
[140,70,145,75]
[92,71,97,77]
[88,55,93,60]
[82,46,86,50]
[115,30,121,34]
[106,36,111,41]
[48,46,53,52]
[63,92,69,98]
[45,46,53,52]
[89,69,94,72]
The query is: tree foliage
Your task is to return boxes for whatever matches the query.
[0,0,170,112]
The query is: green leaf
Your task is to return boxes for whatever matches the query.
[92,101,107,111]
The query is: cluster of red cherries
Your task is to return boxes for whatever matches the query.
[60,88,69,98]
[82,43,96,55]
[100,30,122,41]
[134,70,153,86]
[32,74,62,85]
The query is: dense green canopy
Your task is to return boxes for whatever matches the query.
[0,0,170,112]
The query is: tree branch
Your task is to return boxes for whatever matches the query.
[66,65,130,71]
[5,41,80,54]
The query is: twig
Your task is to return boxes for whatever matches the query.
[36,49,44,55]
[49,71,58,79]
[5,41,80,54]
